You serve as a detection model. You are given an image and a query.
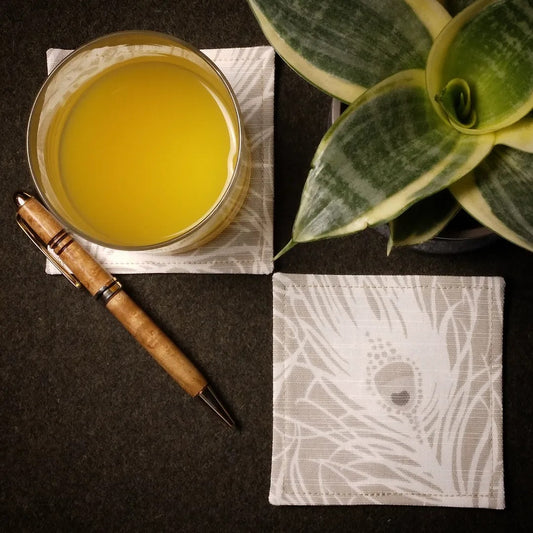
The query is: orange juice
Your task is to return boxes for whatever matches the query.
[47,57,239,247]
[28,33,249,251]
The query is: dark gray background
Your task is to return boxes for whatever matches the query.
[1,1,532,531]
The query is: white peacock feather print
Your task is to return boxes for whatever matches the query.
[45,46,274,275]
[271,274,504,508]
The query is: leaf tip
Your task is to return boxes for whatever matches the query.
[386,236,394,256]
[274,239,296,260]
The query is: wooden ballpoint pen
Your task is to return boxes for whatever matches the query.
[15,192,236,429]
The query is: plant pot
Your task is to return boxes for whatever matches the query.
[375,214,500,254]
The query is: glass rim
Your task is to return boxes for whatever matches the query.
[26,30,247,251]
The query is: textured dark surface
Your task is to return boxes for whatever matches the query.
[1,1,532,531]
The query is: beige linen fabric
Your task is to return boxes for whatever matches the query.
[271,274,504,508]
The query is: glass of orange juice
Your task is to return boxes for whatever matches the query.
[27,31,251,253]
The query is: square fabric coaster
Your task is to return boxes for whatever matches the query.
[45,45,274,275]
[271,273,505,508]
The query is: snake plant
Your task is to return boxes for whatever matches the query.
[248,0,533,255]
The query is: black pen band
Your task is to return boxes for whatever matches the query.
[94,278,123,305]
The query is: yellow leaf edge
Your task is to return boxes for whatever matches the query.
[451,173,533,251]
[426,0,533,134]
[247,0,366,103]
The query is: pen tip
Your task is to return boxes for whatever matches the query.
[197,385,236,429]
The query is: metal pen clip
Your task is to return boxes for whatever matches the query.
[16,214,81,289]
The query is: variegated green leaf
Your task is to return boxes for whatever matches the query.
[427,0,533,133]
[495,113,533,152]
[387,189,461,252]
[248,0,450,102]
[278,70,494,254]
[451,146,533,251]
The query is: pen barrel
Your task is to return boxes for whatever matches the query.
[106,291,208,396]
[17,196,208,397]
